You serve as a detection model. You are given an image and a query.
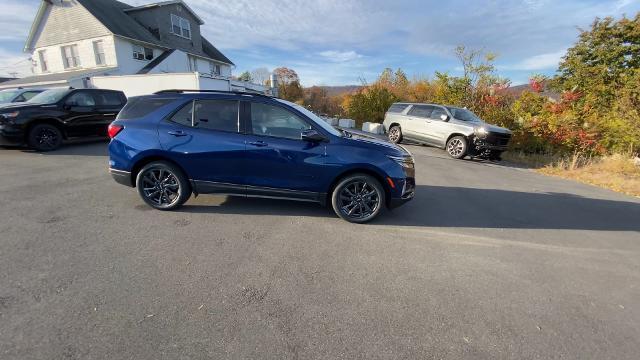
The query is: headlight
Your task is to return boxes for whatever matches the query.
[474,126,488,138]
[387,155,414,169]
[0,111,19,118]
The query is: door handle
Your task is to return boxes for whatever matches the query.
[167,130,188,137]
[249,141,268,147]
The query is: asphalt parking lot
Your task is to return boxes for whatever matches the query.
[1,141,639,359]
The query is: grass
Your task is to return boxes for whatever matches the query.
[505,151,640,197]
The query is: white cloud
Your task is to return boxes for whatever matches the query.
[318,50,363,62]
[0,2,37,42]
[500,49,566,71]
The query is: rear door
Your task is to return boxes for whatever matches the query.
[157,98,247,191]
[94,91,126,136]
[406,104,438,144]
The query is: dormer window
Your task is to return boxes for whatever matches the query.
[171,14,191,39]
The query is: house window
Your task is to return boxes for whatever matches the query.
[93,40,105,66]
[209,62,221,76]
[170,14,191,39]
[132,44,154,61]
[38,50,48,72]
[188,56,198,72]
[61,44,80,69]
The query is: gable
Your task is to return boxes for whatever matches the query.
[29,0,111,50]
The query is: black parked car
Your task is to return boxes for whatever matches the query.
[0,88,126,151]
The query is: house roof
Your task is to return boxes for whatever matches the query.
[0,67,117,88]
[123,0,204,25]
[26,0,233,66]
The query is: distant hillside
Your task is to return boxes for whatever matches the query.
[308,85,362,96]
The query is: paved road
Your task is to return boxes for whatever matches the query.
[1,141,639,359]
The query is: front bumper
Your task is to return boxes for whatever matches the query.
[472,132,511,153]
[109,168,133,187]
[0,125,24,146]
[388,177,415,209]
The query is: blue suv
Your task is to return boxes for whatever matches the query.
[108,90,415,223]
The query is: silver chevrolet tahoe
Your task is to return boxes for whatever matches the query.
[382,103,512,160]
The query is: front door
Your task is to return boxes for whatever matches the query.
[61,90,103,137]
[243,100,326,201]
[157,99,247,192]
[425,106,452,147]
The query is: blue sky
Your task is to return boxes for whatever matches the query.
[1,0,638,86]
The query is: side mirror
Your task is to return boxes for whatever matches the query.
[440,114,450,122]
[301,129,326,142]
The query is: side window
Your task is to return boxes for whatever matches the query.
[193,100,238,133]
[22,92,40,101]
[430,107,448,120]
[251,102,311,140]
[388,104,408,113]
[14,94,26,102]
[169,101,194,127]
[407,105,434,118]
[66,92,96,107]
[96,91,124,106]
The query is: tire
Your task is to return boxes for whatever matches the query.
[388,125,403,144]
[331,174,385,223]
[27,123,63,151]
[446,136,468,159]
[136,161,191,210]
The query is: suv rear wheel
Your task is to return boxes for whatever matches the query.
[136,161,191,210]
[331,174,385,223]
[28,123,63,151]
[388,125,403,144]
[446,136,468,159]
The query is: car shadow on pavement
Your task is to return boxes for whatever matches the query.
[376,185,640,231]
[178,196,335,218]
[23,140,109,156]
[177,185,640,231]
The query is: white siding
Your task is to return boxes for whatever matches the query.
[32,1,110,49]
[32,35,117,75]
[113,37,165,75]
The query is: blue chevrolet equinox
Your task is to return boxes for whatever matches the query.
[108,90,415,223]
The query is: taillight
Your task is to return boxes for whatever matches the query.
[108,124,123,139]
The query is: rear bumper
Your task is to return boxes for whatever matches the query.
[109,168,133,187]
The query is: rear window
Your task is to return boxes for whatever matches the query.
[387,104,408,113]
[117,97,177,119]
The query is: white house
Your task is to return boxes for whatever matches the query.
[0,0,269,96]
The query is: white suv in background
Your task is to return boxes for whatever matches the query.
[383,103,512,160]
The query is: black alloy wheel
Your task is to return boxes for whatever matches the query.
[136,161,191,210]
[331,174,385,223]
[28,124,63,151]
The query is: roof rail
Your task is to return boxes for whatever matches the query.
[153,89,273,98]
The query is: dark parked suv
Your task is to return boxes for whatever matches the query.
[0,87,126,151]
[108,90,415,223]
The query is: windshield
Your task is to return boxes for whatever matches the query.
[0,90,20,103]
[446,106,483,122]
[276,99,342,137]
[27,88,70,104]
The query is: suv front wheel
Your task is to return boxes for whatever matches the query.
[446,136,468,159]
[331,174,385,223]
